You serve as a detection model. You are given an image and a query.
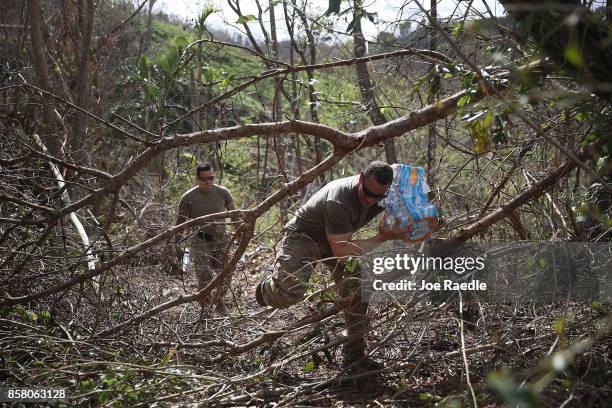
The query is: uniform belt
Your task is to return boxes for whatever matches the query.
[197,232,214,241]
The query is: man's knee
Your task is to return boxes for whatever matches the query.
[258,232,319,308]
[259,274,306,308]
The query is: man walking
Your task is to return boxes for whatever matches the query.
[176,164,237,314]
[255,161,407,372]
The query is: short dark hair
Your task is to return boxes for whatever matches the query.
[363,161,393,185]
[196,163,212,176]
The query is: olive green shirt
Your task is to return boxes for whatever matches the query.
[177,185,234,236]
[285,175,383,252]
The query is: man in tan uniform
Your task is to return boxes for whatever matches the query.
[256,161,409,372]
[176,164,237,314]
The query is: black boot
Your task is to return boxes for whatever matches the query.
[255,281,267,307]
[342,351,385,373]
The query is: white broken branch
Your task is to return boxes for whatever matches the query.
[32,134,97,273]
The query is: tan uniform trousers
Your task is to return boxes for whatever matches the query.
[189,233,231,307]
[259,230,369,361]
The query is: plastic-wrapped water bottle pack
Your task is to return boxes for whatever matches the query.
[379,164,438,241]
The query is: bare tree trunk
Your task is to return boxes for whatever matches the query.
[427,0,438,195]
[72,0,95,160]
[285,0,323,169]
[27,0,61,156]
[269,0,287,224]
[192,46,202,132]
[143,0,156,52]
[352,0,396,164]
[288,28,303,176]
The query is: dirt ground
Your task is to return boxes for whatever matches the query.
[2,241,610,407]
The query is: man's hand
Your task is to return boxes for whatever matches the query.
[378,216,439,242]
[378,217,413,241]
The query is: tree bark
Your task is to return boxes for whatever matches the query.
[269,0,287,225]
[427,0,438,194]
[143,0,156,51]
[27,0,61,156]
[72,0,95,158]
[352,0,397,163]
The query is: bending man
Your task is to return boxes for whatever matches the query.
[256,161,406,371]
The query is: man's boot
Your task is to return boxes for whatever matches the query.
[342,347,385,373]
[214,301,228,315]
[255,281,267,306]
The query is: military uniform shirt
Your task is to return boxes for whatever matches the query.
[285,175,383,251]
[177,185,234,237]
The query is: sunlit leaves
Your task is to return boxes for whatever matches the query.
[462,106,510,153]
[488,370,542,408]
[303,360,315,373]
[564,40,583,67]
[196,5,220,33]
[236,14,257,25]
[452,22,464,39]
[466,110,495,153]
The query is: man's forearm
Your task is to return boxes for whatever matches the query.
[332,234,384,258]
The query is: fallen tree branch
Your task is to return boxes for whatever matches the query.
[33,133,96,273]
[447,133,608,243]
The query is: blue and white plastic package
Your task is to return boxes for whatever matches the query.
[379,164,438,241]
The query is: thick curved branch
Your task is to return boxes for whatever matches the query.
[9,61,543,227]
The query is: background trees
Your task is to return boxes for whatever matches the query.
[0,0,610,405]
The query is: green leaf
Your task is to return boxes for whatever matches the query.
[346,17,357,34]
[364,11,377,24]
[438,400,462,408]
[564,41,583,67]
[552,316,567,335]
[196,5,220,32]
[236,14,257,24]
[467,110,494,153]
[325,0,342,15]
[457,95,471,107]
[481,110,494,129]
[419,392,433,401]
[488,370,542,408]
[344,257,359,273]
[462,71,477,88]
[379,106,392,117]
[160,349,176,367]
[304,360,315,373]
[428,74,441,97]
[452,22,464,38]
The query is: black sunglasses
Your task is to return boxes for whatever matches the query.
[198,176,214,181]
[361,174,389,200]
